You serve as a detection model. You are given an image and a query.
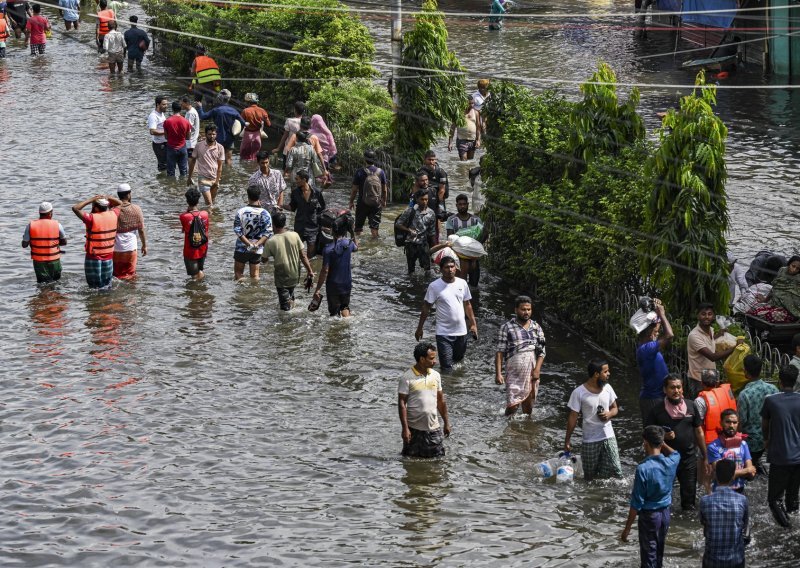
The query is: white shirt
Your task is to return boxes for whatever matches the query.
[114,231,138,252]
[423,277,472,336]
[184,106,200,149]
[567,384,617,443]
[147,110,166,143]
[397,366,442,432]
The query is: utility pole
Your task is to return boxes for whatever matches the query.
[391,0,402,108]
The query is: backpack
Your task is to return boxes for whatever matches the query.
[393,206,416,247]
[361,166,383,208]
[189,212,208,248]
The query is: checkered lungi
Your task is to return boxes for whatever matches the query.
[84,257,113,288]
[581,437,623,480]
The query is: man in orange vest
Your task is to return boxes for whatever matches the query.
[72,194,122,288]
[189,44,221,104]
[696,369,737,490]
[22,201,68,283]
[95,0,115,53]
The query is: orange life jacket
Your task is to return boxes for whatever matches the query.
[85,210,118,257]
[28,219,61,262]
[97,9,115,36]
[0,17,10,41]
[193,55,222,84]
[698,384,737,445]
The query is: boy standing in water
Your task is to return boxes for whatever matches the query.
[621,426,680,568]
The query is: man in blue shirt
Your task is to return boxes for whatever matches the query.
[196,89,244,167]
[635,299,673,422]
[705,409,756,494]
[761,365,800,527]
[700,459,749,568]
[621,425,680,568]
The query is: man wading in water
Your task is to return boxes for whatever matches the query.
[495,295,546,416]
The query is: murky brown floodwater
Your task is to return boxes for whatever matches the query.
[0,0,797,566]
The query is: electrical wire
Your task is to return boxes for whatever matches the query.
[28,3,770,274]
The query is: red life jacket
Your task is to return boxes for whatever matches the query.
[698,384,737,445]
[85,210,118,257]
[28,219,61,262]
[0,17,10,41]
[97,9,115,36]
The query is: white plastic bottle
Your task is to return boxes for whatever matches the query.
[533,458,560,478]
[556,464,574,483]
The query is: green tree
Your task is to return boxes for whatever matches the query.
[393,0,465,192]
[641,71,730,317]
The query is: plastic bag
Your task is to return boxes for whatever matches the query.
[433,247,460,270]
[629,308,658,334]
[723,342,751,393]
[456,222,484,240]
[449,235,486,259]
[716,315,734,330]
[715,332,737,353]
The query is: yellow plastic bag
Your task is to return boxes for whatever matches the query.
[723,342,751,393]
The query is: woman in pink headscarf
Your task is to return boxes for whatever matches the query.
[309,114,338,169]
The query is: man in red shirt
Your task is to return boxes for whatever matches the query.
[24,3,49,56]
[179,187,209,280]
[163,101,192,178]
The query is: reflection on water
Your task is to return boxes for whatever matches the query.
[28,289,69,358]
[397,458,449,535]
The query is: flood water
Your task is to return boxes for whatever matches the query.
[0,0,798,566]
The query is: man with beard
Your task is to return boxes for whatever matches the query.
[495,295,546,416]
[645,374,707,511]
[565,359,623,480]
[705,409,756,494]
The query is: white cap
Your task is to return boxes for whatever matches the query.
[95,198,110,207]
[39,201,53,214]
[117,183,132,194]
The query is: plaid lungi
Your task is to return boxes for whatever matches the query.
[85,257,113,289]
[581,437,623,480]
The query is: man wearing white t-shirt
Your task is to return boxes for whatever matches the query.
[564,358,623,480]
[181,96,200,153]
[147,95,168,172]
[415,256,478,371]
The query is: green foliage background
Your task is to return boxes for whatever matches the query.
[141,0,376,119]
[482,65,730,339]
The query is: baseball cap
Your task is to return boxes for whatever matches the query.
[39,201,53,214]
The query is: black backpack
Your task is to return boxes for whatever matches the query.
[393,206,416,247]
[189,212,208,248]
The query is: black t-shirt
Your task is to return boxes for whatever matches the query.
[761,392,800,465]
[289,186,326,233]
[645,399,703,457]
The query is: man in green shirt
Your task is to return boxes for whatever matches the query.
[263,210,313,311]
[737,354,779,475]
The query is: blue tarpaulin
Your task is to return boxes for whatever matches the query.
[656,0,682,13]
[682,0,738,29]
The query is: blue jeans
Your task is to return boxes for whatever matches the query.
[166,146,188,177]
[436,334,468,371]
[638,507,670,568]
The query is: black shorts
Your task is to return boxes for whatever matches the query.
[234,250,262,265]
[184,256,206,276]
[276,286,295,311]
[355,202,381,231]
[326,291,351,316]
[220,138,234,150]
